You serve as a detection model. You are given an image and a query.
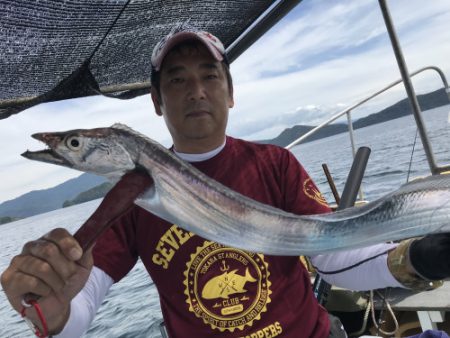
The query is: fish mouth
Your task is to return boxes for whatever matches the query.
[21,132,70,166]
[21,148,69,166]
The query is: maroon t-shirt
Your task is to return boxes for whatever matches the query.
[93,136,331,337]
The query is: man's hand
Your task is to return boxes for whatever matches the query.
[0,228,93,334]
[409,233,450,280]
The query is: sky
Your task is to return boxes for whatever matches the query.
[1,0,450,203]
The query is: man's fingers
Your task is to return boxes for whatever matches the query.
[77,246,94,269]
[1,268,52,302]
[2,227,93,333]
[16,255,66,293]
[21,240,77,281]
[42,228,83,261]
[7,229,93,300]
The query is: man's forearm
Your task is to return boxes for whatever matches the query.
[311,243,403,291]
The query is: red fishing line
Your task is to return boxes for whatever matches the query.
[20,299,49,338]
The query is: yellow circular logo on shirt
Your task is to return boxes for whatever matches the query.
[184,241,271,332]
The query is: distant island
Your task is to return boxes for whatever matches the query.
[63,181,113,208]
[0,216,21,225]
[0,87,448,223]
[258,87,448,147]
[0,173,107,222]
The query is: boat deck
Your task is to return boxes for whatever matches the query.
[372,281,450,331]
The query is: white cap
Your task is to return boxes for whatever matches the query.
[151,22,226,72]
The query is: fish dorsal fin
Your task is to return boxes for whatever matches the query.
[111,122,133,132]
[111,123,141,135]
[111,123,157,145]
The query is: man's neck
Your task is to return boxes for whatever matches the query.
[172,135,226,154]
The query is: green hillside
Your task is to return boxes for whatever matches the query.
[63,182,114,208]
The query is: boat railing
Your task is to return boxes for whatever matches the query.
[285,66,449,151]
[285,65,450,201]
[285,65,450,165]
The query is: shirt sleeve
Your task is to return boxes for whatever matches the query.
[281,150,331,215]
[53,267,114,338]
[311,243,404,290]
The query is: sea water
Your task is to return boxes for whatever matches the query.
[1,105,449,338]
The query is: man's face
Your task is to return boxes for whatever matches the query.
[152,43,234,152]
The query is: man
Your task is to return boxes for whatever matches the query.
[2,23,449,338]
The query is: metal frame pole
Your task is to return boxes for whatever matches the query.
[227,0,302,63]
[378,0,438,175]
[346,111,364,201]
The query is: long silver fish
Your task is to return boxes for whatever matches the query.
[22,123,450,256]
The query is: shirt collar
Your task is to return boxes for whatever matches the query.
[174,139,226,162]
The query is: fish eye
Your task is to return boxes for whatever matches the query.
[65,135,82,151]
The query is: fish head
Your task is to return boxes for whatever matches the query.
[22,127,137,179]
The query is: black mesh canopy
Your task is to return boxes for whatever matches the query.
[0,0,300,119]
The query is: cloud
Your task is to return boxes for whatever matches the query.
[228,0,450,140]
